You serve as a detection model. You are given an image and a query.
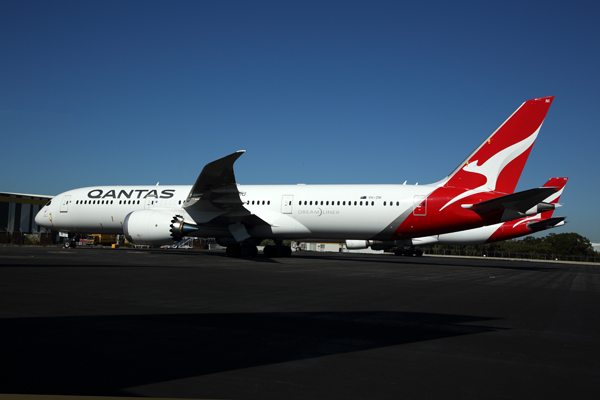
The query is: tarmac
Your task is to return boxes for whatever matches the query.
[1,246,599,400]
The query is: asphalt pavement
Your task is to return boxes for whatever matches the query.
[1,246,599,400]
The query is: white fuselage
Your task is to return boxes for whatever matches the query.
[35,183,435,242]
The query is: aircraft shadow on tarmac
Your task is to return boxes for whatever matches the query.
[124,248,559,271]
[1,311,501,396]
[284,252,558,272]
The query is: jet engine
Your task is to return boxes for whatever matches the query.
[345,240,394,251]
[345,240,371,250]
[123,210,199,246]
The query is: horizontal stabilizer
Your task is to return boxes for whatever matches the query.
[462,186,559,221]
[527,216,566,231]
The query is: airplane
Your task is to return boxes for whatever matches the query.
[346,177,568,256]
[36,96,558,257]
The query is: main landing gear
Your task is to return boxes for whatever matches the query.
[225,243,292,258]
[394,247,423,257]
[263,245,292,258]
[225,243,259,257]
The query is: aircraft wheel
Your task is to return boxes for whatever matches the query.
[415,249,423,257]
[64,239,75,249]
[394,249,403,256]
[226,245,241,257]
[240,244,258,257]
[240,245,251,257]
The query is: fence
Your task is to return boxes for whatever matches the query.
[421,247,600,263]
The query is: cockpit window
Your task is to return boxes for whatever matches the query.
[45,201,52,206]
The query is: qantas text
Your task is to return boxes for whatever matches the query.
[87,189,175,199]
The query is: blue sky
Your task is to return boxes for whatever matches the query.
[2,0,599,242]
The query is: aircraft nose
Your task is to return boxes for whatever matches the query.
[35,207,47,227]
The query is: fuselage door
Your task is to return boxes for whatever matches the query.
[60,195,71,213]
[413,195,427,216]
[282,195,294,214]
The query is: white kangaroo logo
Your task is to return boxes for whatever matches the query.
[440,126,541,211]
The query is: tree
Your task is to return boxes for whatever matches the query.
[543,233,593,256]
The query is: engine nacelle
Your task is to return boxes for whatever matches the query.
[345,240,372,250]
[345,240,395,251]
[123,210,198,246]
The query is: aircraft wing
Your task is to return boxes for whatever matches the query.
[183,151,271,237]
[183,151,251,221]
[185,150,246,207]
[462,186,559,221]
